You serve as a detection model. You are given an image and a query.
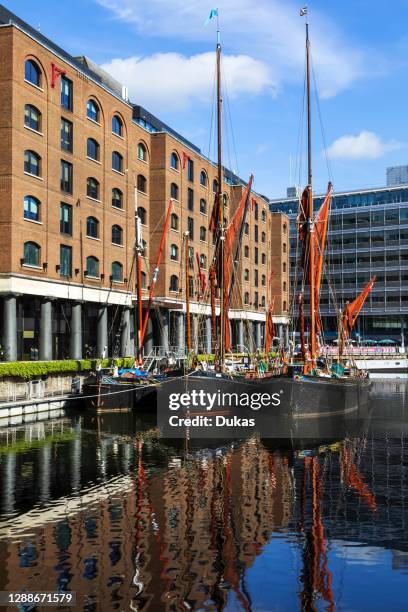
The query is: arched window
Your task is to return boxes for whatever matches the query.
[170,183,179,200]
[137,142,147,161]
[244,269,249,281]
[87,138,100,161]
[170,152,179,170]
[137,174,147,193]
[24,195,40,221]
[141,271,147,289]
[283,243,287,253]
[170,275,179,292]
[213,179,219,193]
[200,226,206,242]
[254,202,259,220]
[170,213,179,230]
[86,256,99,277]
[244,223,249,235]
[24,104,41,132]
[87,99,100,122]
[200,170,207,186]
[87,177,100,200]
[199,254,207,269]
[261,274,266,286]
[283,281,287,292]
[170,244,178,261]
[283,262,287,272]
[244,291,249,305]
[112,224,123,245]
[137,207,147,225]
[262,253,266,265]
[86,216,99,238]
[200,198,207,214]
[24,150,41,176]
[261,209,266,222]
[244,245,249,258]
[112,115,123,136]
[112,188,123,209]
[23,241,40,266]
[25,59,41,87]
[111,261,123,281]
[112,151,123,173]
[283,223,287,234]
[261,231,266,243]
[261,295,266,307]
[283,300,287,311]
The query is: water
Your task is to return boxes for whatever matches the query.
[0,381,408,611]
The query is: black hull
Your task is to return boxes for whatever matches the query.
[82,382,157,412]
[157,374,371,440]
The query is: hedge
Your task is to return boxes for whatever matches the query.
[0,357,135,380]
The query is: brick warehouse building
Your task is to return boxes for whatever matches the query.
[0,5,289,361]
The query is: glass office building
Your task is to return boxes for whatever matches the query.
[270,184,408,341]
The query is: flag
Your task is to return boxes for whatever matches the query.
[204,8,218,26]
[300,6,307,16]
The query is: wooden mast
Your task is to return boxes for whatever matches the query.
[185,232,191,352]
[305,19,317,370]
[216,26,225,370]
[135,184,143,363]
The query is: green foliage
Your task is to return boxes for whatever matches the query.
[0,357,135,380]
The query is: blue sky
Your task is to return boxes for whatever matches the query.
[8,0,408,197]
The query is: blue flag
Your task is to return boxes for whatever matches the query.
[204,8,218,26]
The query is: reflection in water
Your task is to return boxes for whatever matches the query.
[0,380,407,610]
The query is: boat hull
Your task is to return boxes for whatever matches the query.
[81,381,157,411]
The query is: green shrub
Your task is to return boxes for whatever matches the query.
[0,357,135,380]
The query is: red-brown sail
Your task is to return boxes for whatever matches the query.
[339,276,376,355]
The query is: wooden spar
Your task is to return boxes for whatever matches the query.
[216,29,225,370]
[210,266,217,352]
[305,20,317,369]
[314,183,332,333]
[185,232,191,352]
[298,292,307,366]
[140,199,174,348]
[135,185,143,363]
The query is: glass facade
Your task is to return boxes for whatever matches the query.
[270,184,408,339]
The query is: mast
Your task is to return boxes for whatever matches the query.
[185,232,191,352]
[216,26,225,370]
[135,185,143,363]
[305,18,317,369]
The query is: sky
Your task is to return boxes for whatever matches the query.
[7,0,408,198]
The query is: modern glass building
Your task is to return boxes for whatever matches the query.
[270,184,408,341]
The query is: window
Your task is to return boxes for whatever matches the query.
[170,152,179,170]
[61,76,73,111]
[200,198,207,214]
[137,174,147,193]
[141,271,147,289]
[255,269,259,287]
[187,158,194,182]
[283,243,287,253]
[255,247,259,264]
[262,253,266,265]
[112,224,123,245]
[283,300,287,311]
[188,188,194,211]
[283,223,287,234]
[213,179,219,193]
[24,195,40,221]
[261,209,266,222]
[261,274,266,286]
[112,151,123,173]
[60,245,72,277]
[112,115,123,136]
[87,138,99,161]
[60,203,72,235]
[170,275,179,292]
[112,188,123,209]
[171,183,179,200]
[283,281,287,292]
[61,160,73,193]
[23,241,40,266]
[200,170,207,186]
[87,177,99,200]
[244,223,249,235]
[137,207,147,225]
[200,226,206,242]
[244,291,249,304]
[61,118,73,152]
[261,296,266,307]
[137,143,147,161]
[283,262,287,272]
[170,244,178,261]
[111,261,123,282]
[244,269,249,281]
[187,217,194,240]
[254,202,258,220]
[254,225,258,242]
[199,254,207,269]
[86,216,99,238]
[254,292,259,308]
[24,104,41,132]
[244,245,249,258]
[141,239,147,256]
[25,59,41,87]
[188,275,194,296]
[87,99,99,122]
[188,247,194,269]
[86,256,99,278]
[171,213,179,230]
[261,231,266,243]
[24,150,40,176]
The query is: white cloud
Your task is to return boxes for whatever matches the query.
[96,0,366,98]
[327,131,402,160]
[102,52,273,111]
